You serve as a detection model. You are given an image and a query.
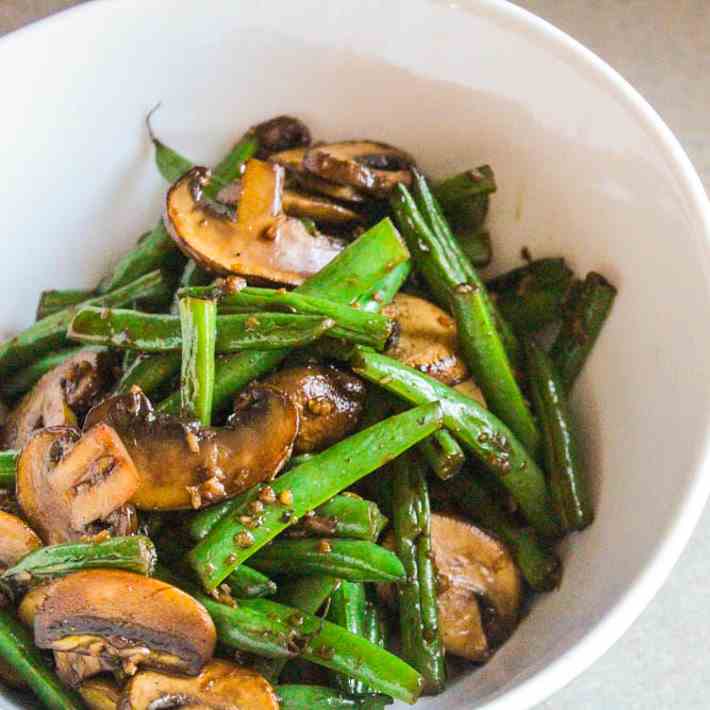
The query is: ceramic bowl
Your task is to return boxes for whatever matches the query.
[1,1,709,708]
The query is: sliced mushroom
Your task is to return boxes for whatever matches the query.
[54,651,114,687]
[119,659,278,710]
[16,424,140,544]
[282,189,363,224]
[262,365,366,453]
[252,115,311,157]
[0,511,42,572]
[17,583,50,627]
[34,570,216,676]
[84,385,298,510]
[383,293,469,386]
[79,677,121,710]
[303,141,414,197]
[270,147,367,203]
[165,161,342,286]
[431,513,521,662]
[1,349,114,450]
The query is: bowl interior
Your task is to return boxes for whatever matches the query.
[1,1,709,708]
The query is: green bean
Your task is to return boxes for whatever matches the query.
[147,107,194,183]
[0,451,17,489]
[96,222,183,295]
[0,346,104,402]
[487,258,575,333]
[391,451,446,693]
[351,349,560,538]
[68,307,335,352]
[188,402,444,590]
[241,598,423,704]
[0,270,169,378]
[328,581,370,694]
[432,165,496,237]
[446,470,560,591]
[549,271,617,392]
[157,568,421,702]
[157,218,411,416]
[181,285,394,349]
[225,565,277,599]
[250,539,405,583]
[178,296,216,426]
[526,338,593,531]
[113,352,181,397]
[35,289,93,320]
[257,575,339,682]
[2,536,155,585]
[178,259,213,289]
[286,495,388,542]
[0,609,83,709]
[392,179,539,456]
[276,685,391,709]
[417,429,464,481]
[356,261,413,313]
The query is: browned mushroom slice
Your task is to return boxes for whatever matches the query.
[1,349,114,450]
[16,424,140,544]
[270,147,367,203]
[283,189,363,225]
[165,161,342,286]
[303,141,414,197]
[34,570,216,677]
[17,583,50,627]
[84,385,298,510]
[54,651,114,688]
[263,365,366,453]
[0,511,42,573]
[79,677,121,710]
[383,293,469,386]
[119,659,278,710]
[431,513,521,662]
[252,115,311,157]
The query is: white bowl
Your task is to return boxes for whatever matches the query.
[1,1,709,708]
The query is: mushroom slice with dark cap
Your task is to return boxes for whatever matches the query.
[119,659,278,710]
[165,160,343,286]
[303,141,414,197]
[431,513,521,662]
[79,677,121,710]
[54,651,114,688]
[16,424,139,544]
[34,570,216,677]
[270,147,367,203]
[84,385,298,510]
[252,115,311,157]
[263,365,365,453]
[0,511,42,573]
[1,349,114,450]
[383,293,470,386]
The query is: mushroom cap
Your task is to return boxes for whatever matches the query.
[262,365,366,453]
[119,659,278,710]
[1,349,114,450]
[34,570,216,676]
[17,424,140,544]
[84,385,298,510]
[79,677,122,710]
[431,513,522,661]
[165,163,342,287]
[384,293,469,386]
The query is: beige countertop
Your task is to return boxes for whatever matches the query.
[2,2,709,708]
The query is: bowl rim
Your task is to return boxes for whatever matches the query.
[2,1,710,709]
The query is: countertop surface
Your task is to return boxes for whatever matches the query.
[1,1,709,708]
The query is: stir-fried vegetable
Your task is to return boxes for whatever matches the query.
[0,112,615,710]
